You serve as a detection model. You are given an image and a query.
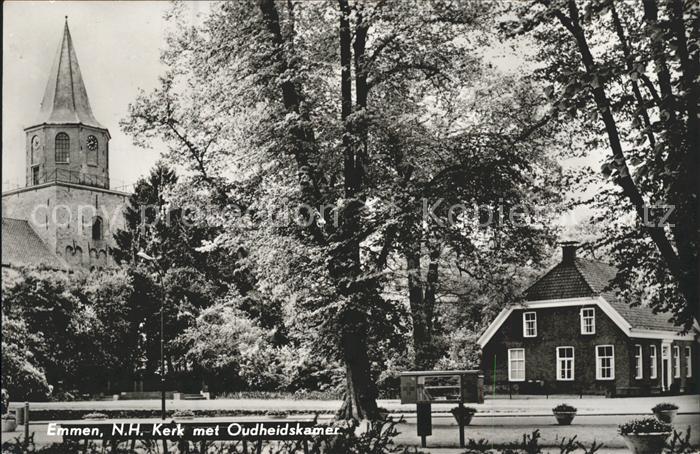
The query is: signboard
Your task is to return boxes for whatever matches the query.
[400,370,483,404]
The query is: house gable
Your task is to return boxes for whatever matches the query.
[478,242,694,348]
[480,301,635,390]
[477,296,636,348]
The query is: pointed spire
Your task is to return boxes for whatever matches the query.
[32,18,104,129]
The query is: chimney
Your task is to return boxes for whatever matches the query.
[561,241,579,264]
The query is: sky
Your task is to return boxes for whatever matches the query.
[2,1,209,191]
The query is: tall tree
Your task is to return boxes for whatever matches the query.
[505,0,699,329]
[123,0,562,419]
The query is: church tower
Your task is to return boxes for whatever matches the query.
[25,18,111,190]
[2,19,128,269]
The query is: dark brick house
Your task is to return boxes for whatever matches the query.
[478,242,698,396]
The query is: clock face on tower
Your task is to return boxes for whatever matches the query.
[31,136,40,152]
[87,135,98,151]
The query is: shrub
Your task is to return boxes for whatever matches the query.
[619,417,672,435]
[1,316,51,401]
[553,403,577,412]
[452,406,477,414]
[265,410,288,418]
[81,412,107,420]
[652,402,679,412]
[172,410,195,418]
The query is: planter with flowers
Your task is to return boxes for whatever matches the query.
[618,417,672,454]
[450,406,476,426]
[552,403,577,425]
[651,402,679,424]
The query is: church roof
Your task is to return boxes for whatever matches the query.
[524,257,677,332]
[1,218,67,270]
[29,19,105,130]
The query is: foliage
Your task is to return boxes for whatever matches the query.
[10,428,696,454]
[1,388,8,414]
[665,428,696,454]
[121,0,566,418]
[552,403,577,413]
[462,430,605,454]
[503,429,544,454]
[1,267,138,398]
[653,402,679,412]
[503,0,700,329]
[81,412,108,420]
[619,417,673,435]
[172,409,195,418]
[451,406,477,415]
[1,314,51,400]
[309,417,423,454]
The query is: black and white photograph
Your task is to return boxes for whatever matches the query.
[1,1,698,452]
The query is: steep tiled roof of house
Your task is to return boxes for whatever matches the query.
[524,257,676,332]
[1,218,67,269]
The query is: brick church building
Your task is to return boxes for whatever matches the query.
[478,242,698,396]
[2,19,128,269]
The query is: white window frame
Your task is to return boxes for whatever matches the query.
[508,348,525,382]
[634,344,643,379]
[650,345,657,379]
[556,346,575,381]
[580,308,595,335]
[673,346,681,378]
[596,345,615,380]
[523,312,537,338]
[686,346,692,378]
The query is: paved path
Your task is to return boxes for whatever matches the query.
[17,394,700,416]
